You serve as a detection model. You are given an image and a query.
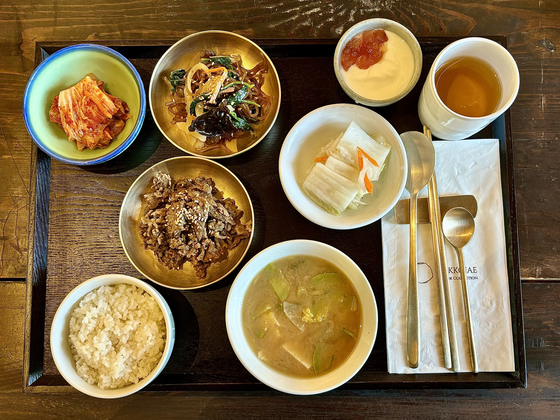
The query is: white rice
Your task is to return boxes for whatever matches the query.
[68,284,166,389]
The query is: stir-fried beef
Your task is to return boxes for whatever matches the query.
[140,171,252,279]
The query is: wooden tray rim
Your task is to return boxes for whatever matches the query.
[23,37,526,393]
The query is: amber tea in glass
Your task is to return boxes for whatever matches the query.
[435,56,502,118]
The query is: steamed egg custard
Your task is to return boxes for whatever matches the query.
[340,30,415,101]
[242,256,362,377]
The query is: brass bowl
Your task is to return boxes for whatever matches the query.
[119,157,254,289]
[149,31,281,158]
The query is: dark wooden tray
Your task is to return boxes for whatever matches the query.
[24,37,526,392]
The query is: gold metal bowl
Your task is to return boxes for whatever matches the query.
[149,31,281,158]
[119,156,255,289]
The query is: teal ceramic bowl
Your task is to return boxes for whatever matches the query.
[23,44,146,165]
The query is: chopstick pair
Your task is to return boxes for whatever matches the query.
[423,126,460,372]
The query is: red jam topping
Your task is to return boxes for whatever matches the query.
[340,29,388,71]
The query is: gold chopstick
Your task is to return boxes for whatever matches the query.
[424,126,460,371]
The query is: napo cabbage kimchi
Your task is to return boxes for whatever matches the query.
[49,74,131,151]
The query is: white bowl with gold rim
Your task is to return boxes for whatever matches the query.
[334,18,422,107]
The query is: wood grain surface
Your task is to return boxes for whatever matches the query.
[1,0,559,418]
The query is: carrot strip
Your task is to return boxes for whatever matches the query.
[314,155,328,163]
[205,67,227,74]
[357,146,379,167]
[364,173,373,193]
[359,148,374,193]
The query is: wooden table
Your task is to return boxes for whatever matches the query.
[1,1,559,418]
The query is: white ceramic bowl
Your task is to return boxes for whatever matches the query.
[50,274,175,398]
[226,240,378,395]
[334,18,422,107]
[279,103,407,230]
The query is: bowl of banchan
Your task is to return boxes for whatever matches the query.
[279,103,407,230]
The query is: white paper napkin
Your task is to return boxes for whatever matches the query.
[382,139,515,373]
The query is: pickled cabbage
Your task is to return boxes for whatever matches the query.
[301,121,390,215]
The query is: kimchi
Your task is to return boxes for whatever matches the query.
[49,74,131,151]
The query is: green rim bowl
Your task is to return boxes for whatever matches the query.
[23,44,146,165]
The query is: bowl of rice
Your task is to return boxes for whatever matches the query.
[50,274,175,398]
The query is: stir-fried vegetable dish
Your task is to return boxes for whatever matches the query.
[164,50,272,154]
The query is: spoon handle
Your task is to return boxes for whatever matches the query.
[457,248,478,373]
[407,192,420,368]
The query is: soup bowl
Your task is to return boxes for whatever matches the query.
[225,239,378,395]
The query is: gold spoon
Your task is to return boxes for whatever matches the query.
[442,207,478,373]
[400,131,436,368]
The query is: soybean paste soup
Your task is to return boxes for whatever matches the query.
[242,255,362,377]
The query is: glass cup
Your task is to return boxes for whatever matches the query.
[418,37,519,140]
